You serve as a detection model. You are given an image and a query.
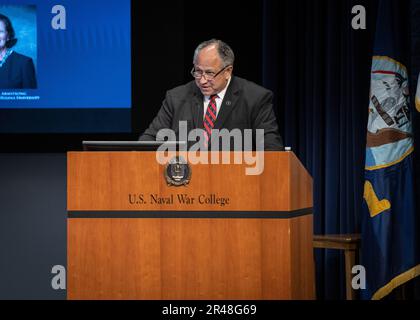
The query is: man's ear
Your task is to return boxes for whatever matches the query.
[226,66,233,79]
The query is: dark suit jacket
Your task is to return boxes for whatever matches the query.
[0,51,37,89]
[139,76,283,150]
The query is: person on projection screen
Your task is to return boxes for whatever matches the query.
[0,13,37,89]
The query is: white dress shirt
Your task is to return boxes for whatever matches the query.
[203,77,232,119]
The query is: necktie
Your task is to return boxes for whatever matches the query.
[203,94,218,147]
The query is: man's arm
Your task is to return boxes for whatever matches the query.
[252,90,284,150]
[139,91,173,141]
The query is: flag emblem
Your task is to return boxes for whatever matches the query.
[366,56,413,170]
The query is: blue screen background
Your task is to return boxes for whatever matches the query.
[0,0,131,109]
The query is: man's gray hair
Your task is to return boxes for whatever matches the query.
[193,39,235,68]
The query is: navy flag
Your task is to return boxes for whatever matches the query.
[361,0,420,300]
[416,73,420,112]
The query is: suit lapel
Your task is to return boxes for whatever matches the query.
[191,84,204,129]
[213,76,240,130]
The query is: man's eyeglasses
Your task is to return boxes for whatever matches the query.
[191,65,231,81]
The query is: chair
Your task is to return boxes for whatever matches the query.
[313,234,361,300]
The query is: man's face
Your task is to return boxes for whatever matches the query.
[0,20,8,51]
[193,45,232,96]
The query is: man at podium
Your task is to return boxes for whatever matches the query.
[139,39,283,151]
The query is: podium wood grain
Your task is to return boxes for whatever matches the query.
[67,152,314,299]
[68,216,313,299]
[67,152,312,211]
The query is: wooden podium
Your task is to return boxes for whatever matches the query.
[67,151,314,299]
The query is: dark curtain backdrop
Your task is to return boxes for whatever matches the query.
[261,0,420,299]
